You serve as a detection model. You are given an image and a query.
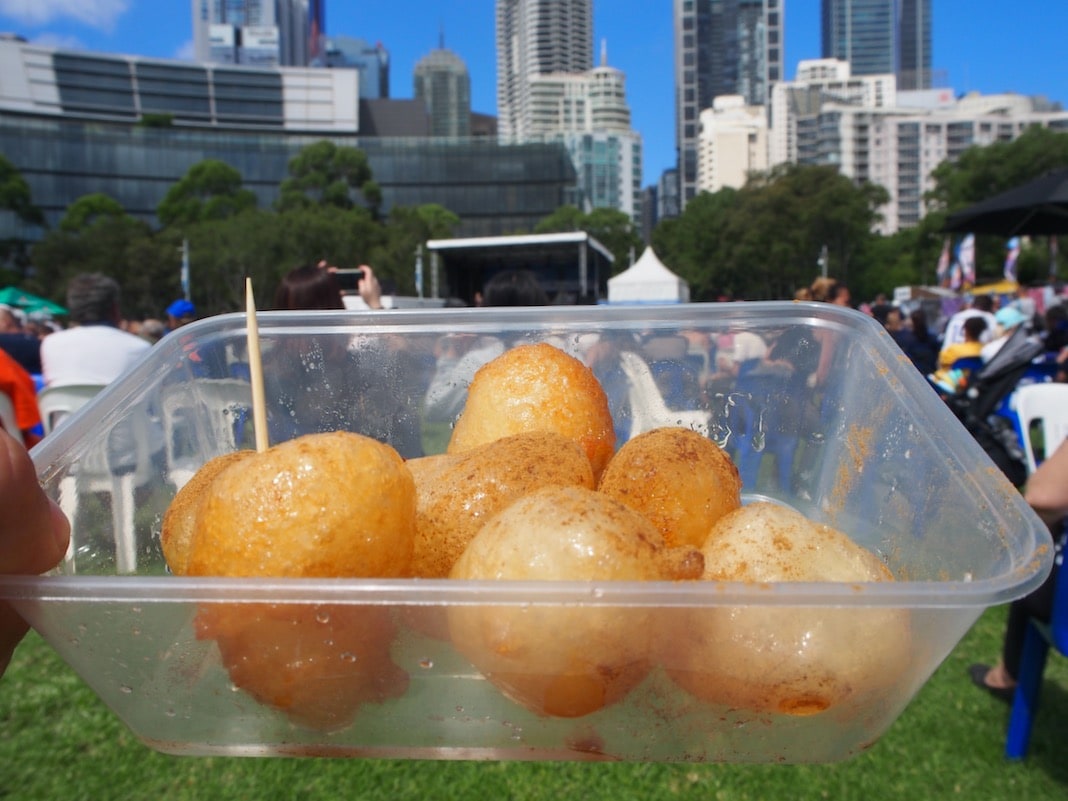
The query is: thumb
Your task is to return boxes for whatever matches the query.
[0,429,70,575]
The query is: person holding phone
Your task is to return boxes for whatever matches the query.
[319,260,384,310]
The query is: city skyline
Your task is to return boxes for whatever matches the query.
[0,1,1066,187]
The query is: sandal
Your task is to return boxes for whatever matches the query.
[968,663,1016,703]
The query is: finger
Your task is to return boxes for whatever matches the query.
[0,428,70,575]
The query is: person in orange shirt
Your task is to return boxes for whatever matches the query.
[0,347,42,448]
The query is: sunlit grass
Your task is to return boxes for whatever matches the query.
[1,606,1065,801]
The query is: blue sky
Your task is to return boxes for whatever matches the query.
[1,1,1066,186]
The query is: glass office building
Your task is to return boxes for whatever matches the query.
[821,0,931,91]
[0,39,577,240]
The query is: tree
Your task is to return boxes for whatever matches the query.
[276,140,380,216]
[654,165,887,300]
[535,205,643,273]
[374,204,461,294]
[59,193,127,232]
[157,159,257,228]
[923,127,1068,284]
[0,155,45,279]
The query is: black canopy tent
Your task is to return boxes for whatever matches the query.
[425,232,614,305]
[944,168,1068,237]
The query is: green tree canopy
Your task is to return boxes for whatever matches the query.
[59,193,127,232]
[654,165,888,300]
[535,205,643,273]
[276,140,381,215]
[921,126,1068,285]
[0,154,44,228]
[157,159,257,228]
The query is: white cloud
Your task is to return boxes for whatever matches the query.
[29,31,85,50]
[0,0,130,31]
[173,39,194,61]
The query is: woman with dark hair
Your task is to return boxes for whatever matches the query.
[273,263,345,311]
[266,262,424,457]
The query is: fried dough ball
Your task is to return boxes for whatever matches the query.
[195,603,407,731]
[664,502,911,716]
[447,343,616,479]
[185,431,415,578]
[598,427,741,549]
[160,450,253,575]
[176,431,415,730]
[448,485,702,718]
[411,431,596,579]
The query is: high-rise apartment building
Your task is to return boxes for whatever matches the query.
[697,95,768,194]
[192,0,325,67]
[414,47,472,138]
[673,0,784,209]
[821,0,931,91]
[496,0,593,143]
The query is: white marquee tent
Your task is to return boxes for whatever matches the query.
[606,246,690,303]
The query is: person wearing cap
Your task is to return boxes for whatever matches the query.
[165,299,196,332]
[980,304,1032,363]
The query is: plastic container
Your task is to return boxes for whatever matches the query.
[5,301,1053,762]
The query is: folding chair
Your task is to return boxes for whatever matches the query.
[159,378,253,490]
[36,384,155,573]
[1013,382,1068,474]
[1005,555,1067,759]
[618,350,711,439]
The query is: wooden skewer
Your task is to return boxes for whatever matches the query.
[245,277,269,453]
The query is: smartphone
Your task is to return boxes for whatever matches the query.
[335,268,365,291]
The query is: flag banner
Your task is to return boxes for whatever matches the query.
[1004,236,1021,282]
[957,234,976,288]
[936,237,952,286]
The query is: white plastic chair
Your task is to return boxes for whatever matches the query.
[0,391,18,442]
[37,384,155,574]
[37,384,104,435]
[618,350,711,439]
[1013,382,1068,474]
[159,378,252,490]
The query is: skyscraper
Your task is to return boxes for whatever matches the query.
[317,36,390,99]
[673,0,783,209]
[414,46,472,138]
[495,0,593,142]
[192,0,325,67]
[821,0,931,91]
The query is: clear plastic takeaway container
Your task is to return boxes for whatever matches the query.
[4,301,1054,762]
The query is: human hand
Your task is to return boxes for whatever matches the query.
[358,265,384,310]
[0,427,70,677]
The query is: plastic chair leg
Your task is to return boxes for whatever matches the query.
[112,475,138,574]
[1005,619,1051,759]
[58,476,78,574]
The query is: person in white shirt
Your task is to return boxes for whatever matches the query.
[41,273,150,388]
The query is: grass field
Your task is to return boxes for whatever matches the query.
[1,604,1066,801]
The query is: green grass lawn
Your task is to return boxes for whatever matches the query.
[2,605,1066,801]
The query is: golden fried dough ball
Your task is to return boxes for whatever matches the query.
[160,451,253,575]
[185,431,415,578]
[411,431,596,579]
[195,603,407,731]
[598,427,741,549]
[448,485,702,718]
[664,502,911,716]
[447,343,616,479]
